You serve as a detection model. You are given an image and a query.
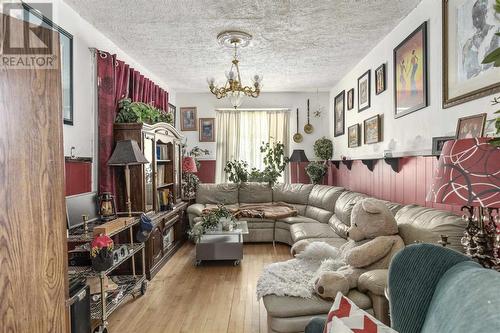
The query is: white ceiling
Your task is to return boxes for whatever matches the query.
[65,0,421,92]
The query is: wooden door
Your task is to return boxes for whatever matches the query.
[0,13,68,333]
[150,225,164,266]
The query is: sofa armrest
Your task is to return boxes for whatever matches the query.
[187,203,205,227]
[358,269,388,296]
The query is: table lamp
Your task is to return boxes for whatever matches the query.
[108,140,149,216]
[426,137,500,269]
[289,150,309,183]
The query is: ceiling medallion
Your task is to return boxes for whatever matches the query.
[207,30,262,109]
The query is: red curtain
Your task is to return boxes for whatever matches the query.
[97,49,170,195]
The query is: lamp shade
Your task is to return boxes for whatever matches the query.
[108,140,149,166]
[182,156,198,173]
[289,149,309,163]
[426,138,500,207]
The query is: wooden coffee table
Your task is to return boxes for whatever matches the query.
[194,221,249,266]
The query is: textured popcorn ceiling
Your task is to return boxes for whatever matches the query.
[65,0,421,92]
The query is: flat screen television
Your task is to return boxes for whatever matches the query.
[66,192,99,230]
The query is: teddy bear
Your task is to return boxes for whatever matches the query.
[293,198,405,301]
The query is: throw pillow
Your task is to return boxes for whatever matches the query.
[324,292,397,333]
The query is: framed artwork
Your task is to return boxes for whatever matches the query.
[23,3,73,125]
[375,64,386,95]
[199,118,215,142]
[443,0,500,108]
[455,113,487,139]
[364,114,381,144]
[357,70,371,112]
[180,107,197,131]
[394,22,428,118]
[168,103,176,127]
[348,124,361,148]
[347,88,354,110]
[334,90,345,137]
[432,136,455,156]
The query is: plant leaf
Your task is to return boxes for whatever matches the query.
[482,47,500,64]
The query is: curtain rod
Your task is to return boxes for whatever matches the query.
[216,108,290,112]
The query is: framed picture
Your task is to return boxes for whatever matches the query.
[334,91,345,137]
[199,118,215,142]
[23,3,73,125]
[357,70,371,112]
[432,136,455,156]
[348,124,361,148]
[364,115,381,144]
[394,22,428,118]
[375,64,386,95]
[347,88,354,110]
[455,113,487,139]
[443,0,500,108]
[168,103,176,127]
[180,107,197,131]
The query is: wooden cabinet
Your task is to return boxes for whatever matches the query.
[114,122,189,280]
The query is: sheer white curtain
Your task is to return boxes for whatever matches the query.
[215,109,289,183]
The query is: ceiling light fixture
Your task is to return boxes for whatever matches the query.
[207,31,262,109]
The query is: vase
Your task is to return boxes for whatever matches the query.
[92,250,114,272]
[220,217,233,231]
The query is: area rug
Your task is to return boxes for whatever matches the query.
[256,242,346,299]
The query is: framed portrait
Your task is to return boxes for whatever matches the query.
[394,22,428,118]
[364,114,381,144]
[334,90,345,137]
[199,118,215,142]
[375,64,386,95]
[347,88,354,110]
[348,124,361,148]
[432,136,455,156]
[180,107,197,131]
[23,3,74,125]
[358,70,371,112]
[455,113,487,139]
[443,0,500,108]
[168,103,176,127]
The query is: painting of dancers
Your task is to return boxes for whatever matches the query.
[393,22,428,118]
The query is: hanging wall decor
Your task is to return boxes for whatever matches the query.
[357,70,371,112]
[334,91,345,137]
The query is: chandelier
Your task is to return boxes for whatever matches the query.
[207,31,263,108]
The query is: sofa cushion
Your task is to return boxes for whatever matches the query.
[238,182,273,203]
[290,223,337,242]
[328,215,349,239]
[245,218,275,229]
[301,237,348,249]
[196,183,239,205]
[275,216,319,231]
[273,183,314,205]
[263,289,371,318]
[334,191,368,226]
[186,203,205,217]
[305,186,344,223]
[395,205,466,252]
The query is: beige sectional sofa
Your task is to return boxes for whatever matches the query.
[187,182,467,333]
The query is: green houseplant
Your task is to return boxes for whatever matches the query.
[115,98,174,125]
[306,137,333,184]
[188,205,236,242]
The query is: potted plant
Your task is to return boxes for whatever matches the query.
[91,234,114,271]
[115,98,174,125]
[188,205,236,242]
[306,137,333,184]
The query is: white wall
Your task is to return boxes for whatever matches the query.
[329,0,498,160]
[175,92,330,160]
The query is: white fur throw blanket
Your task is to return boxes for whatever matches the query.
[256,242,346,299]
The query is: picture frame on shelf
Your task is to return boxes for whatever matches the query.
[364,114,381,144]
[432,136,455,156]
[394,21,428,118]
[375,63,386,95]
[357,70,371,112]
[168,103,176,128]
[180,107,197,131]
[334,90,345,137]
[347,88,354,110]
[442,0,500,108]
[199,118,215,142]
[348,124,361,148]
[455,113,487,139]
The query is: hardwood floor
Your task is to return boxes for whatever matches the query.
[108,242,291,333]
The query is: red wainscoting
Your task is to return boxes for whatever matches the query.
[196,160,216,183]
[65,160,92,196]
[326,156,461,214]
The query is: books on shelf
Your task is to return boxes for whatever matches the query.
[156,145,169,160]
[158,189,170,211]
[157,164,165,185]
